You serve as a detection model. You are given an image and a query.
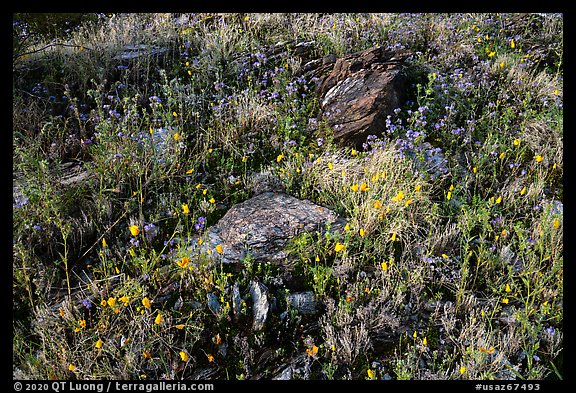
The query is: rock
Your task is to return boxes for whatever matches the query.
[245,170,285,195]
[114,44,169,61]
[272,366,293,380]
[202,191,343,266]
[270,353,308,380]
[544,199,563,217]
[286,291,318,315]
[315,46,412,146]
[231,282,242,320]
[404,141,449,180]
[498,306,518,326]
[13,159,89,202]
[500,245,526,273]
[206,293,222,316]
[250,281,270,331]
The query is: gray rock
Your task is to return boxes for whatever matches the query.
[250,281,270,331]
[500,245,525,273]
[544,200,563,217]
[231,282,242,320]
[286,291,318,315]
[272,366,293,380]
[498,306,518,326]
[206,293,222,316]
[114,44,169,61]
[201,191,343,266]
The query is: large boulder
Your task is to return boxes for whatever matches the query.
[314,46,412,147]
[202,191,344,266]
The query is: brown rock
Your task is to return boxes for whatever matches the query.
[315,46,412,146]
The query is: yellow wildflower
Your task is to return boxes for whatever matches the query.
[154,312,163,325]
[215,244,224,254]
[335,243,346,252]
[404,198,413,207]
[175,324,185,330]
[79,319,87,328]
[328,162,333,170]
[502,298,509,304]
[351,148,357,156]
[360,182,369,192]
[119,295,129,305]
[510,39,515,49]
[143,350,152,359]
[367,369,376,380]
[499,152,505,160]
[102,238,107,248]
[534,155,544,163]
[173,133,181,141]
[423,337,428,345]
[359,228,365,237]
[306,345,319,357]
[391,191,404,202]
[460,366,466,375]
[446,191,452,201]
[520,186,527,196]
[179,351,189,362]
[107,297,116,307]
[129,225,140,237]
[182,203,190,215]
[495,196,502,204]
[172,111,178,117]
[373,200,382,209]
[68,364,77,371]
[350,184,359,192]
[390,233,397,241]
[95,339,103,349]
[59,308,65,317]
[142,297,151,309]
[513,138,521,146]
[415,184,421,192]
[101,299,107,307]
[209,197,216,204]
[381,261,388,271]
[207,353,215,363]
[177,257,190,269]
[277,153,284,163]
[553,218,560,229]
[344,223,350,232]
[505,284,511,293]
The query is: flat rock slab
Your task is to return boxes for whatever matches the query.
[202,192,343,265]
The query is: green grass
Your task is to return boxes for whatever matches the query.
[13,12,562,381]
